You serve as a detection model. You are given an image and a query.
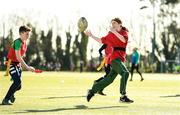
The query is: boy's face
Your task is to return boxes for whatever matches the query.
[111,21,120,30]
[20,31,30,41]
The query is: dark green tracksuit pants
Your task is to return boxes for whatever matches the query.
[91,58,129,95]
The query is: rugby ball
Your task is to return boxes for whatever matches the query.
[78,17,88,32]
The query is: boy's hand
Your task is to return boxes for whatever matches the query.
[85,30,93,37]
[27,66,35,72]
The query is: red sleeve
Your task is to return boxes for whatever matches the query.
[101,32,111,44]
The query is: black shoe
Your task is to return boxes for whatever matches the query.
[140,78,144,81]
[98,91,106,96]
[86,90,94,102]
[120,95,134,103]
[2,99,12,105]
[10,95,16,103]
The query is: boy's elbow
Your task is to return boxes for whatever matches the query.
[122,38,126,43]
[17,57,21,62]
[16,55,22,62]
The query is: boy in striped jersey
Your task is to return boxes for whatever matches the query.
[2,26,35,105]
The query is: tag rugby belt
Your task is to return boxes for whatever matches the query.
[113,47,126,51]
[9,64,21,76]
[11,61,20,65]
[97,47,126,71]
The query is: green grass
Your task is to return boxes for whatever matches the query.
[0,72,180,115]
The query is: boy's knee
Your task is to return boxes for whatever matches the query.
[108,77,116,84]
[124,71,129,77]
[13,80,21,86]
[109,79,114,84]
[16,85,22,91]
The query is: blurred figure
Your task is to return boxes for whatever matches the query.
[80,60,83,72]
[129,48,144,81]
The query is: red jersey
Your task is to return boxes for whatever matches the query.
[7,38,27,62]
[101,30,128,63]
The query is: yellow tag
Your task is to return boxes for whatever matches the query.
[97,58,106,71]
[4,59,11,76]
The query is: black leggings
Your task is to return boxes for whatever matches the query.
[130,63,142,78]
[4,64,22,100]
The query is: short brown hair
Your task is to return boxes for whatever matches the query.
[19,25,31,33]
[111,18,129,32]
[111,18,122,24]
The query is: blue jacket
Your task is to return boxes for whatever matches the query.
[131,51,140,65]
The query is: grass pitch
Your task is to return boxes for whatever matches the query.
[0,71,180,115]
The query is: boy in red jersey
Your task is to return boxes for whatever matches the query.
[2,26,35,105]
[85,18,133,103]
